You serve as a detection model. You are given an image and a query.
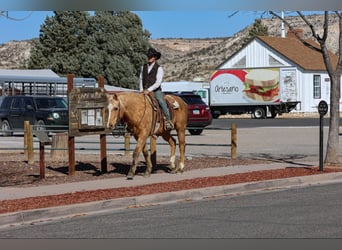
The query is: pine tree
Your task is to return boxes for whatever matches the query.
[242,19,269,45]
[28,11,89,75]
[86,11,150,89]
[28,11,150,89]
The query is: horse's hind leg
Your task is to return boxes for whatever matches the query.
[177,128,186,173]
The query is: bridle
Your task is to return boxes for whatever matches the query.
[108,96,122,129]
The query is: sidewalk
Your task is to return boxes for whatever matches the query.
[0,162,297,201]
[2,160,342,229]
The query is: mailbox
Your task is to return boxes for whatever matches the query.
[68,87,112,136]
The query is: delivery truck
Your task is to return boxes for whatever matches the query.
[209,67,300,119]
[161,81,210,105]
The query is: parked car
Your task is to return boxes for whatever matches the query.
[165,91,212,135]
[0,95,68,136]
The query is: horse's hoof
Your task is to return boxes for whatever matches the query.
[126,175,134,180]
[144,172,151,178]
[170,169,177,174]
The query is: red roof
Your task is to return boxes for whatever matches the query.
[257,36,338,71]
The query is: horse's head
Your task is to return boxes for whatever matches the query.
[106,93,121,129]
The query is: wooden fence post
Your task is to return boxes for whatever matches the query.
[27,124,34,164]
[67,74,75,176]
[24,120,29,156]
[39,142,45,179]
[231,123,237,159]
[50,132,68,159]
[98,75,108,173]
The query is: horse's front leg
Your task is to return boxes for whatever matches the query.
[142,142,153,177]
[162,132,177,173]
[127,136,148,180]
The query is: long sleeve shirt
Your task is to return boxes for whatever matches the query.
[139,62,164,92]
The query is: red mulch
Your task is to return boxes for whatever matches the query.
[1,166,341,214]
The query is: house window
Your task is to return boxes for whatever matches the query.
[232,56,246,68]
[313,75,321,99]
[268,55,284,66]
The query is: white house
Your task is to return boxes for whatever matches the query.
[217,30,340,113]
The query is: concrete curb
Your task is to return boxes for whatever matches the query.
[1,172,342,229]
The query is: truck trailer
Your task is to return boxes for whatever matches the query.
[161,81,210,105]
[209,67,300,119]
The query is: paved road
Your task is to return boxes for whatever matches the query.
[1,182,342,238]
[210,117,330,128]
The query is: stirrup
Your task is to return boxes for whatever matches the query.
[165,120,174,130]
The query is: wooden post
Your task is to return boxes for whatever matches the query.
[98,75,107,173]
[50,132,68,159]
[150,136,157,168]
[67,74,75,176]
[27,124,34,164]
[231,123,237,159]
[39,142,45,179]
[24,120,29,156]
[100,134,107,173]
[124,132,131,156]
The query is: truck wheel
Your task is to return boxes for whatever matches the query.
[1,120,13,136]
[212,114,220,119]
[253,108,266,119]
[188,129,203,135]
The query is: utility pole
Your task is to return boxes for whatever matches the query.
[281,11,285,38]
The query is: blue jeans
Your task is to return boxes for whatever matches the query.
[154,90,170,120]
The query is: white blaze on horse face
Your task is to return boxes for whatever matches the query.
[107,102,114,128]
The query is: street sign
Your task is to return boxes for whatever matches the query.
[318,100,328,116]
[68,87,111,136]
[317,100,328,172]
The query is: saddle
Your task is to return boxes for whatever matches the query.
[146,92,179,134]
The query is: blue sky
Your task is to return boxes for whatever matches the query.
[0,11,260,44]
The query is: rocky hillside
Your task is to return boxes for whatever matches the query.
[0,14,340,82]
[0,40,34,69]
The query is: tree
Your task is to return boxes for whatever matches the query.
[86,11,150,88]
[28,11,150,89]
[270,11,342,164]
[28,11,90,74]
[243,19,269,44]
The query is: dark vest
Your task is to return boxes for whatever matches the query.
[142,63,161,91]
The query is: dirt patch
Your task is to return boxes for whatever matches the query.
[0,152,269,187]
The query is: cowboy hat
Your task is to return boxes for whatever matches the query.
[146,47,161,60]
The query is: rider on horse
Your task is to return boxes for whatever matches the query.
[139,47,174,131]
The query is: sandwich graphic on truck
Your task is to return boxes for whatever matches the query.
[243,69,280,102]
[209,67,299,119]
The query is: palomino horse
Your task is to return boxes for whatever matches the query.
[106,91,188,179]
